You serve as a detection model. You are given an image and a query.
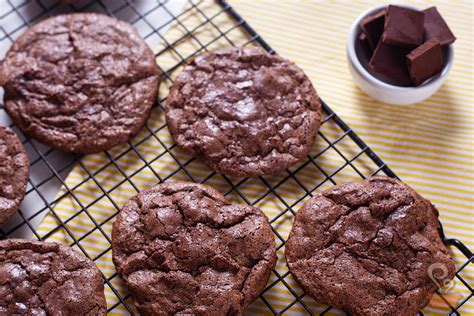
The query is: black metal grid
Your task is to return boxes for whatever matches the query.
[0,0,472,315]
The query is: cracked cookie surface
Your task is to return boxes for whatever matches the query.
[112,182,276,315]
[0,126,29,225]
[165,46,321,177]
[0,238,106,315]
[285,176,455,316]
[0,13,160,154]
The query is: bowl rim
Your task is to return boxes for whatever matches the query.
[346,3,454,91]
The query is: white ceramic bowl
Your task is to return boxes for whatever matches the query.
[346,4,454,105]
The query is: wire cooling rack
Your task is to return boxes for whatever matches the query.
[0,0,472,315]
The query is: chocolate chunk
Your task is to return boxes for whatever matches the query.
[369,41,412,86]
[407,38,443,86]
[360,9,386,50]
[285,176,456,316]
[423,7,456,46]
[112,182,277,315]
[382,5,425,47]
[358,32,372,57]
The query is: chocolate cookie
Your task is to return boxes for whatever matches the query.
[112,182,276,315]
[286,176,455,316]
[0,13,160,154]
[0,238,107,315]
[165,46,321,177]
[0,126,29,225]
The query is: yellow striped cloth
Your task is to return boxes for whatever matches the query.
[36,0,473,315]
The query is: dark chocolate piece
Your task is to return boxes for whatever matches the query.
[407,38,443,86]
[424,7,456,46]
[360,9,386,50]
[369,41,412,86]
[358,32,372,57]
[382,5,425,47]
[286,176,456,316]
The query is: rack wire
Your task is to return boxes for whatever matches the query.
[0,0,472,315]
